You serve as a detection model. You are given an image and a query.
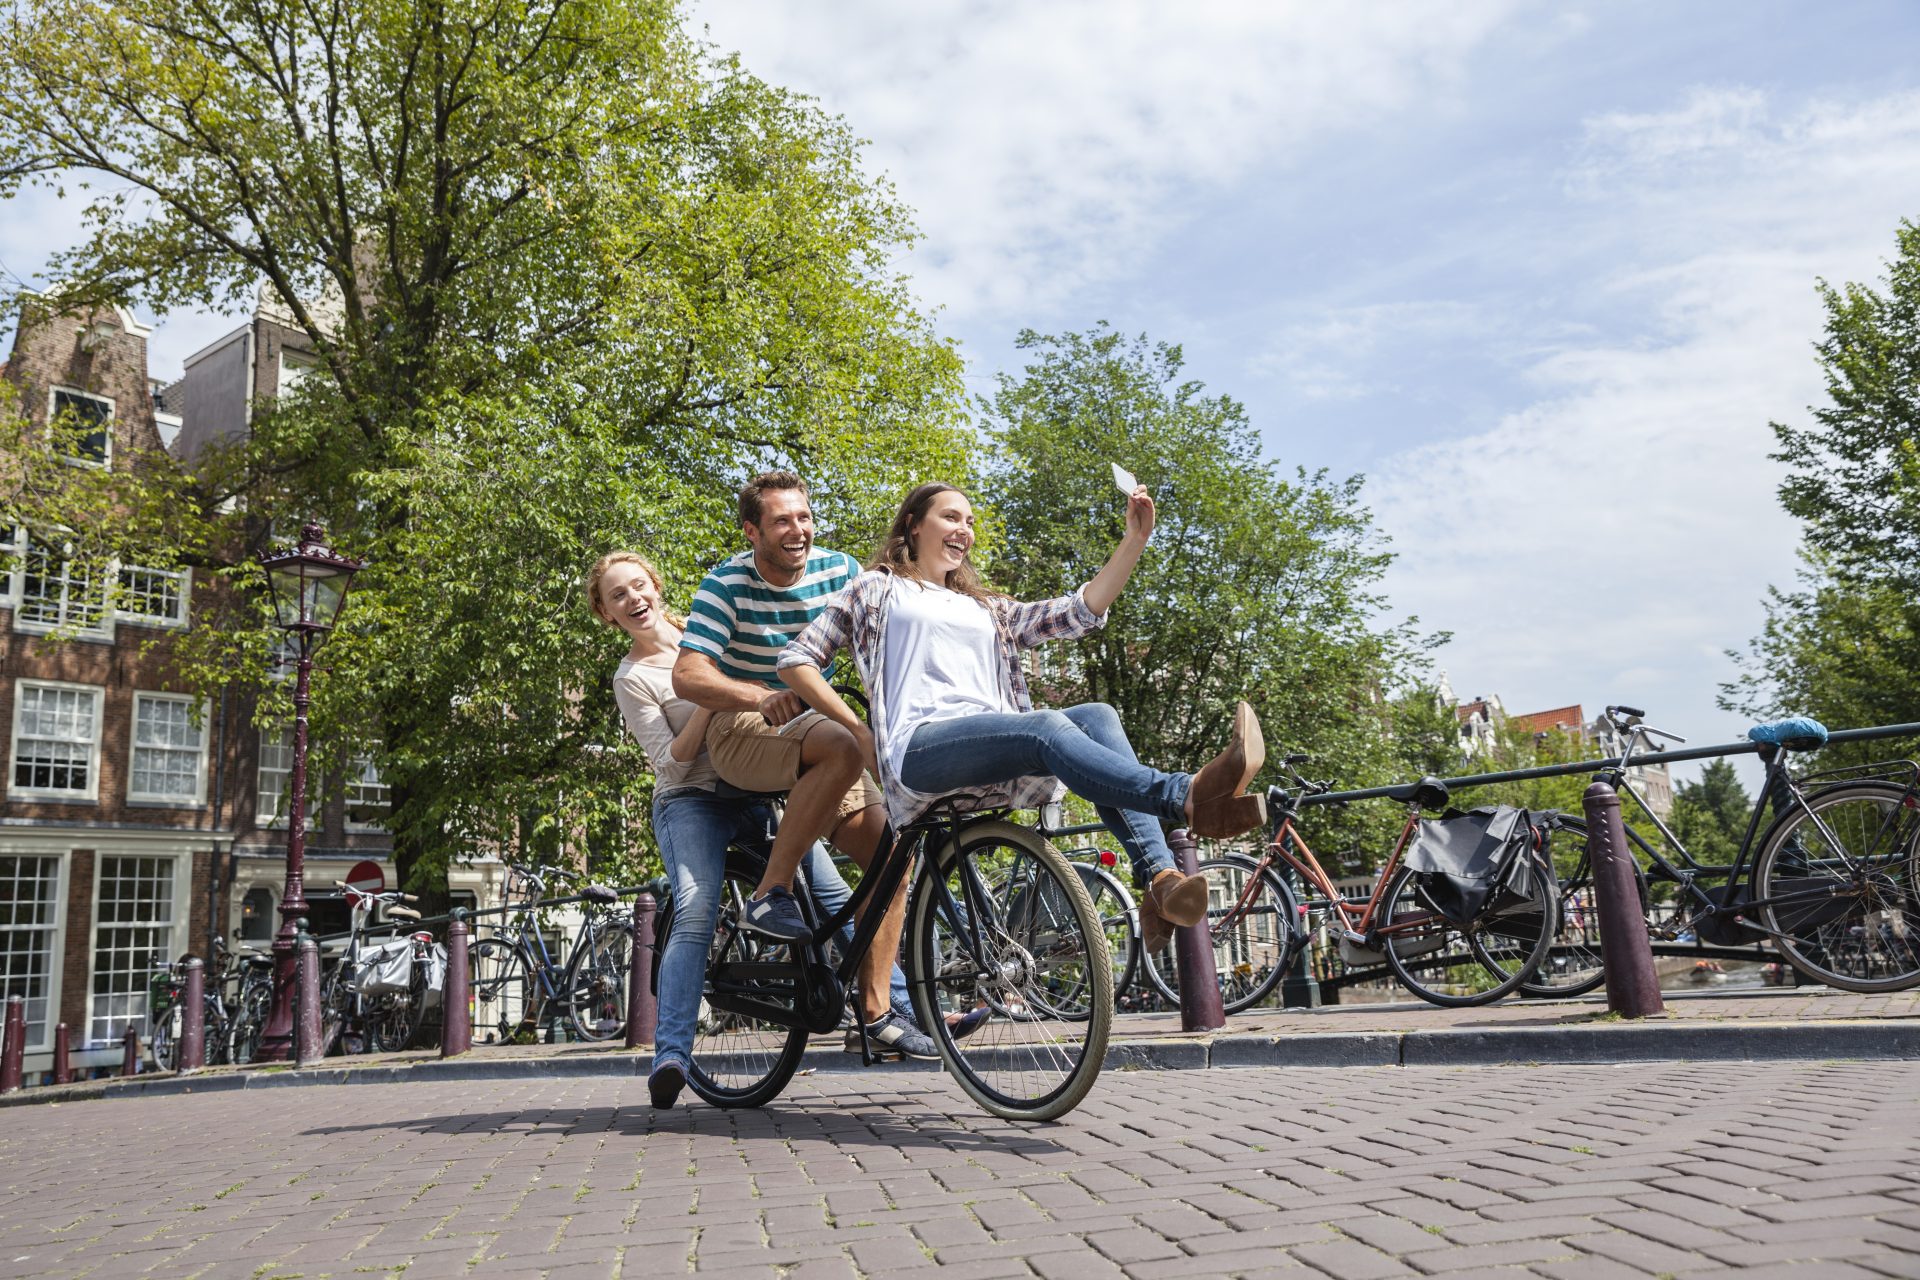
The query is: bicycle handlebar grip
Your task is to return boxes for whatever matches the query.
[1606,704,1645,720]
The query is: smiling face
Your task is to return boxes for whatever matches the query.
[908,489,975,581]
[596,560,666,642]
[743,486,814,584]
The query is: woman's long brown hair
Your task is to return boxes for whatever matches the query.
[868,482,1000,607]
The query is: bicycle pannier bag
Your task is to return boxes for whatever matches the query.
[1404,805,1543,928]
[353,937,415,996]
[418,942,448,1009]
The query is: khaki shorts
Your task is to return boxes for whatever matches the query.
[706,709,884,824]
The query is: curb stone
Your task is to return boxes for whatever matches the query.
[3,1017,1914,1108]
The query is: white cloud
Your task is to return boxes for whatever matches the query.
[692,0,1523,323]
[1371,87,1920,753]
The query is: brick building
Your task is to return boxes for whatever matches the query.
[1,294,501,1078]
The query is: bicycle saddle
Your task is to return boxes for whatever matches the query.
[1383,776,1451,810]
[1749,717,1828,752]
[387,905,422,920]
[582,883,620,906]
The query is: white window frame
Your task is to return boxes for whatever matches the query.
[256,725,316,830]
[48,386,114,469]
[0,851,68,1052]
[86,852,186,1047]
[277,350,318,397]
[115,564,191,629]
[126,692,210,807]
[343,744,388,832]
[9,679,105,803]
[11,529,111,640]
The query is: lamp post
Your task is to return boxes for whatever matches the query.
[255,522,363,1062]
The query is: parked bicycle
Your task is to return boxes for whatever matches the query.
[1525,706,1920,996]
[148,954,230,1071]
[221,939,276,1064]
[467,864,633,1045]
[319,884,441,1055]
[1147,754,1558,1010]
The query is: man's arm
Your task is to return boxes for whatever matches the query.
[673,650,806,723]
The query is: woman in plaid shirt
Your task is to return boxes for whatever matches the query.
[777,481,1268,948]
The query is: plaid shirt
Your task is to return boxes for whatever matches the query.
[776,569,1107,827]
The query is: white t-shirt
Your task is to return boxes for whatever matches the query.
[613,657,719,793]
[879,578,1010,783]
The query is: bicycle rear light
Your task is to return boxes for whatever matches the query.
[1097,850,1117,868]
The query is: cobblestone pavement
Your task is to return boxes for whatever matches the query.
[5,1060,1920,1279]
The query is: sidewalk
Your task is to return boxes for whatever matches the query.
[8,985,1917,1109]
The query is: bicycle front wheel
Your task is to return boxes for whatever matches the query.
[1381,862,1555,1008]
[1753,782,1920,993]
[908,821,1111,1123]
[684,851,810,1109]
[1519,816,1609,999]
[1140,855,1298,1015]
[566,921,632,1042]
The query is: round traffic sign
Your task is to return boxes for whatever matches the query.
[343,859,385,902]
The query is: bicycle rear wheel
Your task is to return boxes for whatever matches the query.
[1075,864,1141,1010]
[683,853,810,1109]
[468,939,534,1045]
[566,921,632,1042]
[1519,816,1608,998]
[1381,861,1555,1007]
[1753,782,1920,992]
[1140,855,1298,1014]
[908,821,1111,1122]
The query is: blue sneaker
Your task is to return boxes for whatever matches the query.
[862,1009,939,1060]
[891,997,990,1042]
[741,886,811,941]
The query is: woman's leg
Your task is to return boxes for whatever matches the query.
[650,792,736,1084]
[1055,702,1178,888]
[900,708,1190,824]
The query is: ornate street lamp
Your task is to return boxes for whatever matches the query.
[255,521,363,1062]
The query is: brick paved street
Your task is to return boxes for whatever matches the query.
[4,1060,1920,1279]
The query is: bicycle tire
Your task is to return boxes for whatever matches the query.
[565,921,632,1043]
[1140,854,1298,1014]
[1519,815,1609,999]
[404,949,441,1051]
[150,1002,180,1072]
[468,938,536,1045]
[318,963,350,1056]
[907,820,1111,1122]
[683,852,810,1109]
[1074,864,1141,1010]
[1752,781,1920,993]
[1381,859,1555,1008]
[228,980,271,1064]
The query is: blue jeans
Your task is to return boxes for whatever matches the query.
[898,703,1186,888]
[650,789,907,1075]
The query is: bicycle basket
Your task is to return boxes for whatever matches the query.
[352,936,415,996]
[1404,805,1545,929]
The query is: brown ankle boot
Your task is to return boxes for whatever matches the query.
[1186,701,1268,839]
[1141,868,1209,955]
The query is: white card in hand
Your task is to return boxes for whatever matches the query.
[1111,462,1139,496]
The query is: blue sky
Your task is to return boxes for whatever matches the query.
[6,0,1919,784]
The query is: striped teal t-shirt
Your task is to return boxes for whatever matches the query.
[680,548,861,687]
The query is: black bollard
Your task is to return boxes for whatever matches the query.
[52,1023,71,1085]
[1582,781,1664,1018]
[180,958,206,1071]
[441,912,471,1058]
[295,923,323,1066]
[1167,829,1226,1032]
[122,1026,141,1077]
[0,995,24,1092]
[626,894,658,1049]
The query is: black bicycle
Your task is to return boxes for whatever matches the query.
[654,802,1113,1122]
[468,864,633,1045]
[1525,706,1920,996]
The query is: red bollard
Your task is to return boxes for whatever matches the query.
[52,1023,71,1085]
[625,893,658,1049]
[179,958,206,1071]
[1583,781,1665,1018]
[0,995,24,1092]
[122,1026,141,1077]
[440,913,471,1058]
[1168,829,1226,1032]
[295,926,323,1067]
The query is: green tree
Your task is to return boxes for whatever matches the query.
[1667,758,1751,866]
[979,324,1436,869]
[0,0,970,898]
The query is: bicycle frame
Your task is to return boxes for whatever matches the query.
[1224,799,1433,949]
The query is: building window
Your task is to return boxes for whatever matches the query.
[16,534,108,636]
[239,886,275,942]
[10,682,104,801]
[50,388,112,467]
[345,745,388,831]
[89,855,175,1045]
[116,565,190,628]
[256,727,315,828]
[128,694,207,805]
[0,855,60,1049]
